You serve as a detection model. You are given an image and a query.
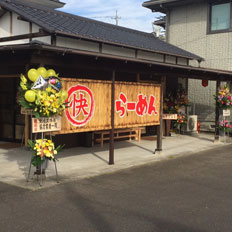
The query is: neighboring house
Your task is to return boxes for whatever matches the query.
[143,0,232,131]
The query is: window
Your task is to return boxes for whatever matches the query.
[209,1,231,32]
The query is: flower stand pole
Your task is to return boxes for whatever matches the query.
[224,116,227,144]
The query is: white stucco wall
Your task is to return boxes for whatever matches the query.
[12,12,29,36]
[0,12,10,37]
[0,12,51,45]
[31,24,51,44]
[102,44,135,58]
[137,50,164,62]
[56,36,99,52]
[0,12,29,45]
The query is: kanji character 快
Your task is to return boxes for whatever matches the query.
[69,93,89,117]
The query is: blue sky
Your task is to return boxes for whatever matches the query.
[60,0,161,33]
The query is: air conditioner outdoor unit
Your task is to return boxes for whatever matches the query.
[187,115,198,132]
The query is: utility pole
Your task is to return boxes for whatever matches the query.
[92,10,121,26]
[113,10,121,26]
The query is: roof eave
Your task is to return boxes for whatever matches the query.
[142,0,178,13]
[142,0,204,13]
[0,43,226,78]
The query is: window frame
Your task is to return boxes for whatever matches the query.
[207,0,232,34]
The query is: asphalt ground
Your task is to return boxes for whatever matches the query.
[1,144,232,232]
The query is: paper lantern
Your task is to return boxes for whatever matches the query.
[202,80,208,87]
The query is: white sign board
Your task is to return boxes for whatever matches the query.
[32,116,62,133]
[223,110,230,117]
[162,114,178,120]
[21,107,33,115]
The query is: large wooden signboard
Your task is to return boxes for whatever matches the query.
[114,81,161,128]
[57,78,161,134]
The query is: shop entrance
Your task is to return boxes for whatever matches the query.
[0,77,24,142]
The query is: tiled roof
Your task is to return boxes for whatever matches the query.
[0,0,203,61]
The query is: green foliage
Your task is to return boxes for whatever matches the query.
[34,111,40,118]
[32,156,45,167]
[55,144,65,153]
[19,96,31,109]
[28,139,35,150]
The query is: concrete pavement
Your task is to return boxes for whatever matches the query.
[1,143,232,232]
[0,133,230,190]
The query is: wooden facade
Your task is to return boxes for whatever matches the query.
[57,78,161,134]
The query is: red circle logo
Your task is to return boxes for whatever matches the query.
[65,85,95,126]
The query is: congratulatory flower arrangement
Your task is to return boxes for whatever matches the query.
[28,139,64,167]
[215,85,232,109]
[176,113,187,125]
[18,67,68,118]
[219,119,232,132]
[163,84,189,114]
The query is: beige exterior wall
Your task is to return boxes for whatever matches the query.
[168,0,232,71]
[166,0,227,126]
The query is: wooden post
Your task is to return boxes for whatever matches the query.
[10,12,13,36]
[136,73,140,82]
[109,70,115,165]
[24,116,29,146]
[155,76,165,152]
[214,79,221,142]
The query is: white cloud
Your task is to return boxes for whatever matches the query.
[60,0,162,33]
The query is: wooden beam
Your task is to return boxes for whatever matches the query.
[51,35,56,46]
[29,22,32,42]
[0,74,20,78]
[0,31,49,43]
[9,12,13,36]
[17,16,30,23]
[109,70,116,165]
